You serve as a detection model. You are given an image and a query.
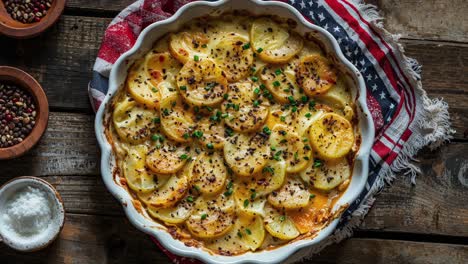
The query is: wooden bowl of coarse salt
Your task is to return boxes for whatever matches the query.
[0,176,65,251]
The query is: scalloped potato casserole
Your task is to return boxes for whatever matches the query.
[105,14,360,255]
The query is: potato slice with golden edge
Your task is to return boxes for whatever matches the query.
[145,139,189,174]
[147,194,195,224]
[125,59,160,109]
[113,96,156,144]
[309,113,354,159]
[145,52,182,88]
[317,76,351,109]
[206,214,265,254]
[264,205,300,240]
[259,62,303,103]
[269,125,311,173]
[222,82,269,132]
[191,151,227,195]
[234,183,267,217]
[250,17,303,64]
[224,132,271,176]
[304,157,351,191]
[186,195,235,239]
[287,193,330,234]
[159,94,196,143]
[176,59,228,107]
[138,162,191,208]
[169,31,210,63]
[196,117,225,150]
[297,54,337,96]
[291,104,331,137]
[268,177,310,210]
[122,145,156,192]
[211,34,254,82]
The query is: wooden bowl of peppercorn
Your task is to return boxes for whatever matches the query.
[0,0,65,39]
[0,66,48,159]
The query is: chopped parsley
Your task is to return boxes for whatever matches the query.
[272,80,281,87]
[192,130,203,138]
[275,69,282,75]
[180,154,189,160]
[201,213,207,220]
[206,143,214,149]
[194,55,200,61]
[257,47,264,53]
[242,42,251,50]
[153,117,161,123]
[314,158,323,167]
[186,196,194,202]
[243,199,249,208]
[263,126,271,135]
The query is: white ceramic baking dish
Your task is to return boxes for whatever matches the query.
[95,0,375,263]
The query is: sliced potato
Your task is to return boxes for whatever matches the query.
[259,62,303,104]
[145,52,182,88]
[191,151,227,195]
[309,113,354,159]
[205,214,265,254]
[224,132,271,176]
[296,54,337,96]
[196,117,225,150]
[269,125,311,173]
[264,205,300,240]
[169,31,210,63]
[126,59,160,109]
[186,195,235,238]
[113,95,156,144]
[287,193,331,234]
[234,185,267,217]
[159,94,196,143]
[122,145,156,192]
[316,76,351,109]
[147,194,195,224]
[145,139,189,174]
[250,17,303,64]
[291,104,331,137]
[211,34,254,82]
[176,59,228,106]
[222,82,269,132]
[305,157,351,191]
[138,164,190,208]
[268,177,310,210]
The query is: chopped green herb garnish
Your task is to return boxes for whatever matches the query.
[294,152,299,160]
[270,146,276,151]
[223,93,229,100]
[153,117,161,123]
[292,106,297,112]
[201,44,207,48]
[192,130,203,138]
[162,108,170,116]
[259,84,266,90]
[242,42,251,50]
[245,228,252,235]
[305,112,312,118]
[194,55,199,61]
[263,166,275,174]
[201,213,207,220]
[251,76,258,82]
[301,95,309,103]
[186,196,194,202]
[152,87,158,92]
[206,143,214,149]
[243,199,249,208]
[314,158,323,167]
[263,126,271,135]
[288,96,295,103]
[279,215,286,221]
[237,231,243,238]
[180,154,189,160]
[183,133,190,139]
[257,47,263,53]
[303,137,309,142]
[221,113,228,118]
[226,127,234,137]
[309,194,316,200]
[250,192,257,200]
[275,69,282,75]
[304,156,310,160]
[283,88,290,92]
[280,116,286,122]
[273,80,281,87]
[233,104,240,111]
[253,100,259,107]
[251,67,256,72]
[254,88,260,94]
[309,100,316,109]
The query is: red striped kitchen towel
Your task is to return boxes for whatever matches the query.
[88,0,453,262]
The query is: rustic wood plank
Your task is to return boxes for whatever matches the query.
[0,16,466,138]
[0,112,99,177]
[369,0,468,43]
[0,213,466,264]
[0,112,466,236]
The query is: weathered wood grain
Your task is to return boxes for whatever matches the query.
[0,16,466,138]
[369,0,468,42]
[66,0,134,13]
[0,112,99,177]
[1,213,466,264]
[0,112,466,236]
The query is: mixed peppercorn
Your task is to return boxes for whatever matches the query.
[3,0,53,24]
[0,82,37,148]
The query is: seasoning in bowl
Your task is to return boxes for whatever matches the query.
[2,0,53,24]
[1,186,52,237]
[0,82,37,148]
[0,176,65,251]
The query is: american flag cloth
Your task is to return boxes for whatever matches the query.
[89,0,452,262]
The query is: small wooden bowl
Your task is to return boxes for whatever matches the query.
[0,66,49,160]
[0,0,65,39]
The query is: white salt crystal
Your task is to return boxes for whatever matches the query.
[2,186,52,237]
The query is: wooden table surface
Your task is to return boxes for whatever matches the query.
[1,0,467,263]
